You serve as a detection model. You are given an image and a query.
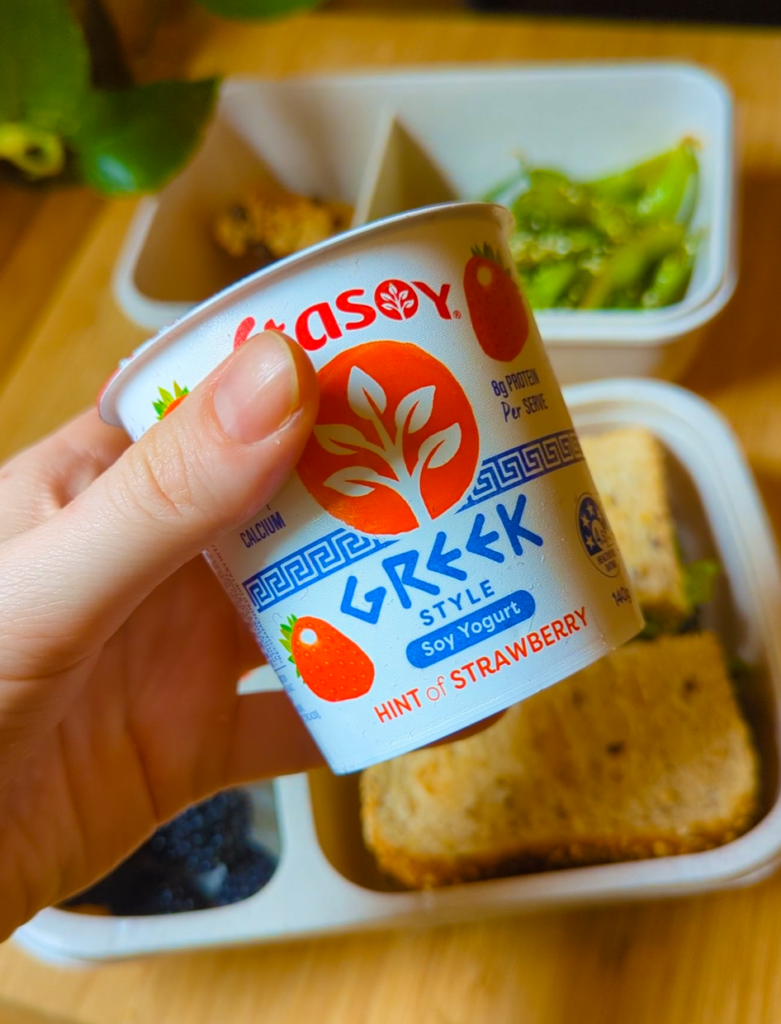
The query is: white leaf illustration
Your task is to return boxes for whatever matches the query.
[395,385,435,436]
[348,366,387,419]
[402,299,415,310]
[314,423,373,455]
[324,466,392,497]
[418,423,462,471]
[389,283,399,296]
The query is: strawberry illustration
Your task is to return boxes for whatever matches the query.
[463,243,528,362]
[153,382,189,419]
[280,615,374,702]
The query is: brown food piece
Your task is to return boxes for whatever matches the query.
[360,632,760,888]
[581,427,690,629]
[214,190,352,263]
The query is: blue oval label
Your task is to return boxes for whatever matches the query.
[406,589,536,668]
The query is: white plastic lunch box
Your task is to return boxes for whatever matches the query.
[16,379,781,964]
[113,64,737,384]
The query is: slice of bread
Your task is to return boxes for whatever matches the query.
[581,427,690,628]
[360,632,760,888]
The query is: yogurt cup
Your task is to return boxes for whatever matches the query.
[101,202,643,774]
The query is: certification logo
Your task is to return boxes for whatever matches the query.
[577,493,620,578]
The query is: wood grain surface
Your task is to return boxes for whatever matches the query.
[2,9,781,1024]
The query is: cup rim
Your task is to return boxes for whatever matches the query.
[99,200,512,426]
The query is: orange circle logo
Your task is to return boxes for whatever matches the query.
[298,341,479,535]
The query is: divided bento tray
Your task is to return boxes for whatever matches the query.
[17,379,781,963]
[113,64,737,384]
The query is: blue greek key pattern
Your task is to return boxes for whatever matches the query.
[458,429,584,510]
[243,528,396,612]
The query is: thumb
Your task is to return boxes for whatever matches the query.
[0,331,318,671]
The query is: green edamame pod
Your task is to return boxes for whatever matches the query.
[588,197,634,245]
[636,140,699,225]
[509,226,605,268]
[641,241,697,308]
[522,259,580,309]
[512,173,591,230]
[480,167,531,207]
[579,223,685,309]
[484,140,700,310]
[590,140,699,226]
[590,149,676,202]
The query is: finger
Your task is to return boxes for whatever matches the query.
[226,699,500,783]
[0,409,130,542]
[224,691,325,785]
[0,332,319,676]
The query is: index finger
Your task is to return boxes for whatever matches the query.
[0,409,130,542]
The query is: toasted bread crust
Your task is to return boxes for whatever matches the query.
[361,633,760,889]
[581,428,689,627]
[361,795,759,889]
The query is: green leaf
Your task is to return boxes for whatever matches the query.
[0,0,90,134]
[486,243,505,269]
[281,615,300,675]
[73,78,219,195]
[683,558,720,609]
[195,0,322,19]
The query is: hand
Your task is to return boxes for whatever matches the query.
[0,331,322,939]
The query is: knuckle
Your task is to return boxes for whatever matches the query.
[120,426,209,526]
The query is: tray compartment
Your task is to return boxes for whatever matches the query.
[305,407,780,892]
[114,66,736,385]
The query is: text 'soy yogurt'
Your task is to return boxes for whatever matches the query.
[101,203,643,773]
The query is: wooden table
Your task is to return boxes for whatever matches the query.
[2,10,781,1023]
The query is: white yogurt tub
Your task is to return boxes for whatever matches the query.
[101,202,642,774]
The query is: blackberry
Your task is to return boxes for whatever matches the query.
[144,789,252,873]
[67,851,208,916]
[65,789,276,916]
[65,855,141,914]
[214,846,276,907]
[121,873,209,916]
